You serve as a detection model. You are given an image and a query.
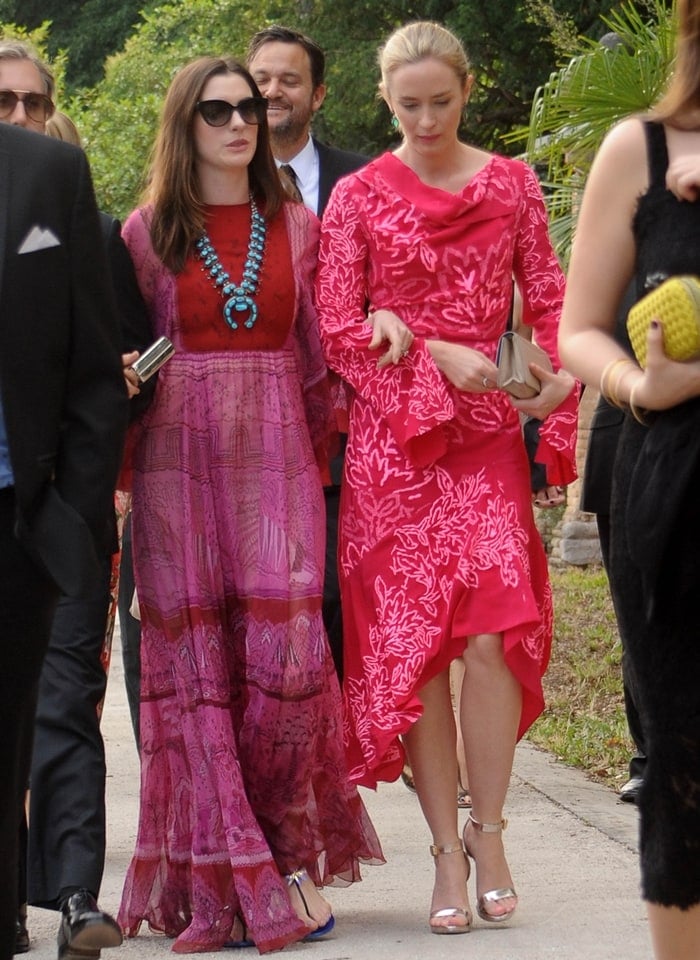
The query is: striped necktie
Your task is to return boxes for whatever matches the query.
[280,164,303,203]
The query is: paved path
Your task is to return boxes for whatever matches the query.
[25,644,650,960]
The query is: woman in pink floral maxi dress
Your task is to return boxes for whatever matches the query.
[116,56,382,955]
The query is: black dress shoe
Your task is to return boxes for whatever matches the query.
[57,890,122,960]
[14,903,29,954]
[619,776,644,804]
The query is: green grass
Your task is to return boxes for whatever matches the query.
[525,565,634,790]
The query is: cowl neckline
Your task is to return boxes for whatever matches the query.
[362,150,498,224]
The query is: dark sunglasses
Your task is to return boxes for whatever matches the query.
[196,97,267,127]
[0,89,54,123]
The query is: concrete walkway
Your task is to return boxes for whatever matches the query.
[25,645,650,960]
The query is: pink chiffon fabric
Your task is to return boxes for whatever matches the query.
[117,202,383,954]
[316,152,579,788]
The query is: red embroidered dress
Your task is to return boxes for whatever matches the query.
[316,152,578,789]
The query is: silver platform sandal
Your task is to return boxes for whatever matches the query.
[428,840,472,935]
[463,814,518,923]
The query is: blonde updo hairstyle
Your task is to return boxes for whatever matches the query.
[378,20,471,99]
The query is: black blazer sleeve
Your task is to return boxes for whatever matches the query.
[315,138,368,216]
[100,212,155,420]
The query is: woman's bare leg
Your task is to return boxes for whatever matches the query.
[461,633,521,919]
[450,659,470,801]
[647,902,700,960]
[404,669,471,931]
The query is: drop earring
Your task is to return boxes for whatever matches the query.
[391,114,400,131]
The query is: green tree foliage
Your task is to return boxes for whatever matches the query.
[307,0,624,155]
[1,0,635,218]
[523,0,674,265]
[0,0,147,89]
[0,19,68,94]
[69,0,265,218]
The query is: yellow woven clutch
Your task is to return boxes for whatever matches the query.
[627,275,700,367]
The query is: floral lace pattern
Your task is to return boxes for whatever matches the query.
[316,152,577,787]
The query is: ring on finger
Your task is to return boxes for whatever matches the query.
[482,375,491,388]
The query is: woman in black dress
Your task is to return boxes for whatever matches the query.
[559,3,700,957]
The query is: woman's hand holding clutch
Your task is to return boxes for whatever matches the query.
[510,365,576,420]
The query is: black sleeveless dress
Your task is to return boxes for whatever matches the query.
[609,120,700,908]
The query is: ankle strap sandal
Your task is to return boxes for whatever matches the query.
[467,813,508,833]
[428,839,472,935]
[463,815,518,924]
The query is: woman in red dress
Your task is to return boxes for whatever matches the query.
[316,21,578,935]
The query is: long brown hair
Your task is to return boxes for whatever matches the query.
[653,0,700,124]
[146,56,285,273]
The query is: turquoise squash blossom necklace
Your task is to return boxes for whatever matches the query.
[195,195,267,330]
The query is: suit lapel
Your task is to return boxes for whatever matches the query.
[315,139,334,217]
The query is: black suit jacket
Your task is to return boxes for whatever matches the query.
[314,138,367,216]
[99,212,155,421]
[0,125,128,594]
[313,139,367,487]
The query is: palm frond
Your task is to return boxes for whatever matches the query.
[515,0,675,264]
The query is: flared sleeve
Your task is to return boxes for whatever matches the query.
[117,206,179,492]
[316,175,454,469]
[512,165,578,486]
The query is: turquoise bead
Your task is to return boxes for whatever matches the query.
[196,196,266,331]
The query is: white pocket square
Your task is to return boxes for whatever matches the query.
[18,225,61,254]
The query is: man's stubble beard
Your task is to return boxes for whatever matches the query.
[268,104,314,152]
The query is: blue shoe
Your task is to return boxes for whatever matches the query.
[303,914,335,941]
[225,937,255,949]
[286,868,335,941]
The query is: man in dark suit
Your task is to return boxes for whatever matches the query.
[246,25,367,679]
[0,41,151,958]
[0,111,127,960]
[246,25,367,217]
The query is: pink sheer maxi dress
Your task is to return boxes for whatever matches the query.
[117,201,383,954]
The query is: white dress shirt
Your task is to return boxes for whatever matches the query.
[276,136,320,215]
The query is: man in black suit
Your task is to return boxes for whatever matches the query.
[0,111,127,960]
[246,25,367,217]
[0,40,151,958]
[246,25,367,679]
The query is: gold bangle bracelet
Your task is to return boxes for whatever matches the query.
[628,379,649,425]
[608,364,639,409]
[600,358,635,407]
[601,358,638,409]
